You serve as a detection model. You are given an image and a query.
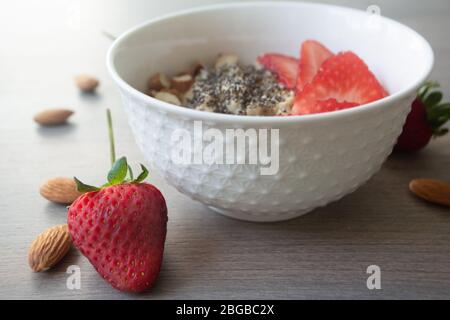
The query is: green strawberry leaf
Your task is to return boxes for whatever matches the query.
[427,105,450,122]
[434,127,449,137]
[424,92,443,107]
[418,81,439,100]
[134,164,149,183]
[421,82,450,137]
[127,165,134,181]
[436,115,450,127]
[74,177,100,193]
[438,103,450,110]
[107,156,128,185]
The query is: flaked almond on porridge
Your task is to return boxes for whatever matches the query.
[145,40,388,116]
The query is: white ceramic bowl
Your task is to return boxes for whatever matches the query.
[107,2,433,222]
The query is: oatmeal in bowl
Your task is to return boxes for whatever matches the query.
[147,53,294,116]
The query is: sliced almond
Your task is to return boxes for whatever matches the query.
[184,62,203,77]
[147,88,181,99]
[74,74,99,92]
[276,94,295,115]
[28,224,72,272]
[215,53,238,69]
[182,86,194,104]
[40,177,82,205]
[145,89,157,97]
[155,91,181,106]
[161,88,183,99]
[171,74,194,92]
[196,104,215,113]
[409,178,450,206]
[246,105,277,116]
[33,109,74,126]
[147,73,171,91]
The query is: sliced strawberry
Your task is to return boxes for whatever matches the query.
[291,99,358,115]
[257,53,298,89]
[311,99,359,114]
[296,40,333,92]
[292,51,387,115]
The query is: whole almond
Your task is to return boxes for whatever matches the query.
[28,224,72,272]
[74,74,99,92]
[33,109,73,126]
[40,177,82,205]
[409,178,450,206]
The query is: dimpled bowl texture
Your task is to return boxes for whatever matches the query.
[107,2,433,222]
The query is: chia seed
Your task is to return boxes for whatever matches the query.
[185,64,293,115]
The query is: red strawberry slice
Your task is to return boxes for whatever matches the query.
[257,53,298,89]
[296,40,334,92]
[292,51,387,115]
[309,99,359,114]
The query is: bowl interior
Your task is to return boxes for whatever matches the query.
[110,2,433,104]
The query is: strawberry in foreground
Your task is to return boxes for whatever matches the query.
[394,82,450,152]
[292,51,387,115]
[68,109,168,293]
[257,53,298,89]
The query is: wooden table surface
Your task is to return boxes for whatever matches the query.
[1,0,449,300]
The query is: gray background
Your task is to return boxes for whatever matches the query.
[0,0,449,299]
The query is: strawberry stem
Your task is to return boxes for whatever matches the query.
[106,109,116,166]
[73,109,150,194]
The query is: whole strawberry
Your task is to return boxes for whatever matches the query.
[395,82,450,152]
[68,110,167,293]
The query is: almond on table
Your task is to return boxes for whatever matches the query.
[409,178,450,207]
[40,177,82,205]
[33,109,74,126]
[28,224,72,272]
[74,74,99,92]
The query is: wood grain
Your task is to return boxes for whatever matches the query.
[0,0,450,300]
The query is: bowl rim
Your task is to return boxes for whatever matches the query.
[106,1,434,125]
